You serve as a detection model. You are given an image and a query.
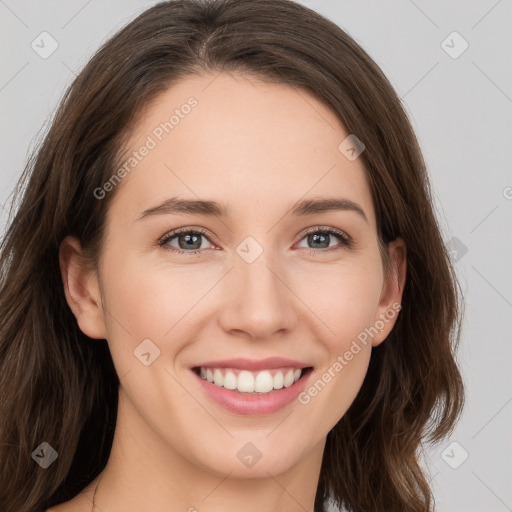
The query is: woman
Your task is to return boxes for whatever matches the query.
[0,1,464,511]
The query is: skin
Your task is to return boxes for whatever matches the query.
[55,72,406,512]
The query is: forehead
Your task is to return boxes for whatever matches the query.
[110,72,376,228]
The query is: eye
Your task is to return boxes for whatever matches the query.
[295,226,352,255]
[159,228,215,255]
[159,226,352,256]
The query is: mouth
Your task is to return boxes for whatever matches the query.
[190,359,314,416]
[191,365,314,395]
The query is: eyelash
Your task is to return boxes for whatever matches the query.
[158,226,353,257]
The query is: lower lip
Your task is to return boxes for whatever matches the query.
[192,368,313,416]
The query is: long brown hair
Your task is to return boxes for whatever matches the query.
[0,1,464,511]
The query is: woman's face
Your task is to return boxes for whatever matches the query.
[64,72,405,479]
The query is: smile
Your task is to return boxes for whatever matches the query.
[191,358,314,415]
[196,367,304,394]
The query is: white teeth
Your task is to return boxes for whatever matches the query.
[197,366,305,394]
[273,371,284,390]
[283,369,295,388]
[237,370,255,392]
[223,371,237,390]
[213,369,224,387]
[254,371,274,393]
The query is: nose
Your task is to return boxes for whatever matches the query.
[217,249,297,341]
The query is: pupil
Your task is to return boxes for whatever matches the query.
[180,234,200,250]
[310,232,329,249]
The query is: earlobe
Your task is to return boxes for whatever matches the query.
[59,236,108,340]
[372,237,407,347]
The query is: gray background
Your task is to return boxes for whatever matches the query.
[1,1,511,511]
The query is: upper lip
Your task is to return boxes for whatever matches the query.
[192,357,312,371]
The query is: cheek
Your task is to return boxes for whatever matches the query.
[97,255,173,376]
[290,255,384,349]
[98,252,226,385]
[102,254,201,337]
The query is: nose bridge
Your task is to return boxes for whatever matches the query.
[219,236,296,338]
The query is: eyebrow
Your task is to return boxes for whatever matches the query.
[136,196,368,223]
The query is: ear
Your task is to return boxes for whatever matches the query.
[59,236,108,340]
[372,237,406,347]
